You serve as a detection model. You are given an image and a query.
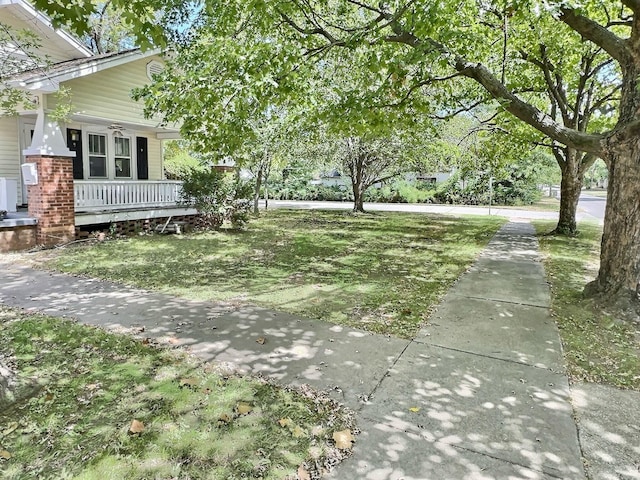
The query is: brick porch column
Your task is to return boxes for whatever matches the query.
[26,155,75,246]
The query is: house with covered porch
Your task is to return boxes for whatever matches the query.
[0,0,196,252]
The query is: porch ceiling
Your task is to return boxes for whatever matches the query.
[68,114,180,137]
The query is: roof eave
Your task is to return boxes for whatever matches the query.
[0,0,93,58]
[9,48,163,93]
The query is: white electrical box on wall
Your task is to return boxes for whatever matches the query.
[21,163,38,185]
[0,178,18,212]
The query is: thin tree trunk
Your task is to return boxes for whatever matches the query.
[352,183,365,212]
[253,167,263,215]
[264,176,269,210]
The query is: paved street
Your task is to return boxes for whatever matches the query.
[262,199,604,224]
[578,193,606,223]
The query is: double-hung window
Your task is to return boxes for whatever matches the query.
[114,137,131,178]
[88,133,107,178]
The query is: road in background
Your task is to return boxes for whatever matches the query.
[263,199,604,224]
[578,193,606,223]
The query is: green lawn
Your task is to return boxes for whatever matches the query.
[581,189,608,198]
[0,307,354,479]
[503,196,559,212]
[48,210,505,338]
[535,222,640,390]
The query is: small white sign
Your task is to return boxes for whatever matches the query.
[21,163,38,185]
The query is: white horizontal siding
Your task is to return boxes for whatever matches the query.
[147,137,162,180]
[48,56,164,128]
[0,116,22,203]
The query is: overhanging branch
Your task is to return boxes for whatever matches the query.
[559,8,629,64]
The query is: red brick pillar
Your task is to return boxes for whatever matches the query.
[26,155,75,246]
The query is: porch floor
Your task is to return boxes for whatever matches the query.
[0,211,37,227]
[74,205,198,226]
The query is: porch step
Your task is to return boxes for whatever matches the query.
[155,221,189,234]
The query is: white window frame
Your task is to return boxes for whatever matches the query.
[114,135,133,179]
[82,128,141,180]
[87,132,108,179]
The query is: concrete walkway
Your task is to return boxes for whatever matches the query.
[0,221,637,479]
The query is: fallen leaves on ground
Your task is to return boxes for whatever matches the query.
[179,378,198,388]
[297,464,311,480]
[236,402,253,415]
[292,425,306,438]
[128,419,145,434]
[2,423,18,436]
[278,417,293,428]
[218,413,232,425]
[332,429,354,449]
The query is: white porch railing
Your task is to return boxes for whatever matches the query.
[74,180,184,212]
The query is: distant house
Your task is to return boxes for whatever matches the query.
[309,169,452,189]
[0,0,195,251]
[309,169,346,188]
[404,171,452,185]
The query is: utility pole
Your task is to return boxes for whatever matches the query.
[488,176,493,216]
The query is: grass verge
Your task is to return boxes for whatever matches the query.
[535,221,640,390]
[497,196,560,212]
[46,210,505,339]
[0,307,355,479]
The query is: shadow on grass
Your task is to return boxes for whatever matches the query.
[0,308,354,479]
[534,221,640,390]
[47,210,505,338]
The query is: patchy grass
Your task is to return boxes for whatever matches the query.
[581,189,608,198]
[0,307,355,479]
[535,221,640,390]
[497,196,559,212]
[46,210,505,339]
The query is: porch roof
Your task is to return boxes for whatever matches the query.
[7,48,162,93]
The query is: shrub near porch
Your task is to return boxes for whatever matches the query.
[49,210,505,338]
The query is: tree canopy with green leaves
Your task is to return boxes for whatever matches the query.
[34,0,640,310]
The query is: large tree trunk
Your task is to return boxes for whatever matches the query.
[584,57,640,308]
[585,139,640,306]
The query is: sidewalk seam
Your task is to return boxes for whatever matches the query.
[409,340,567,374]
[456,294,549,309]
[357,340,412,412]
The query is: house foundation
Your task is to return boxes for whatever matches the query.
[0,224,37,253]
[75,214,202,238]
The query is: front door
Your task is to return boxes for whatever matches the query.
[66,129,84,179]
[136,137,149,180]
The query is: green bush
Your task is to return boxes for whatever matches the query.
[271,178,438,204]
[433,172,541,206]
[361,180,434,204]
[270,179,353,202]
[180,168,252,229]
[164,150,204,180]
